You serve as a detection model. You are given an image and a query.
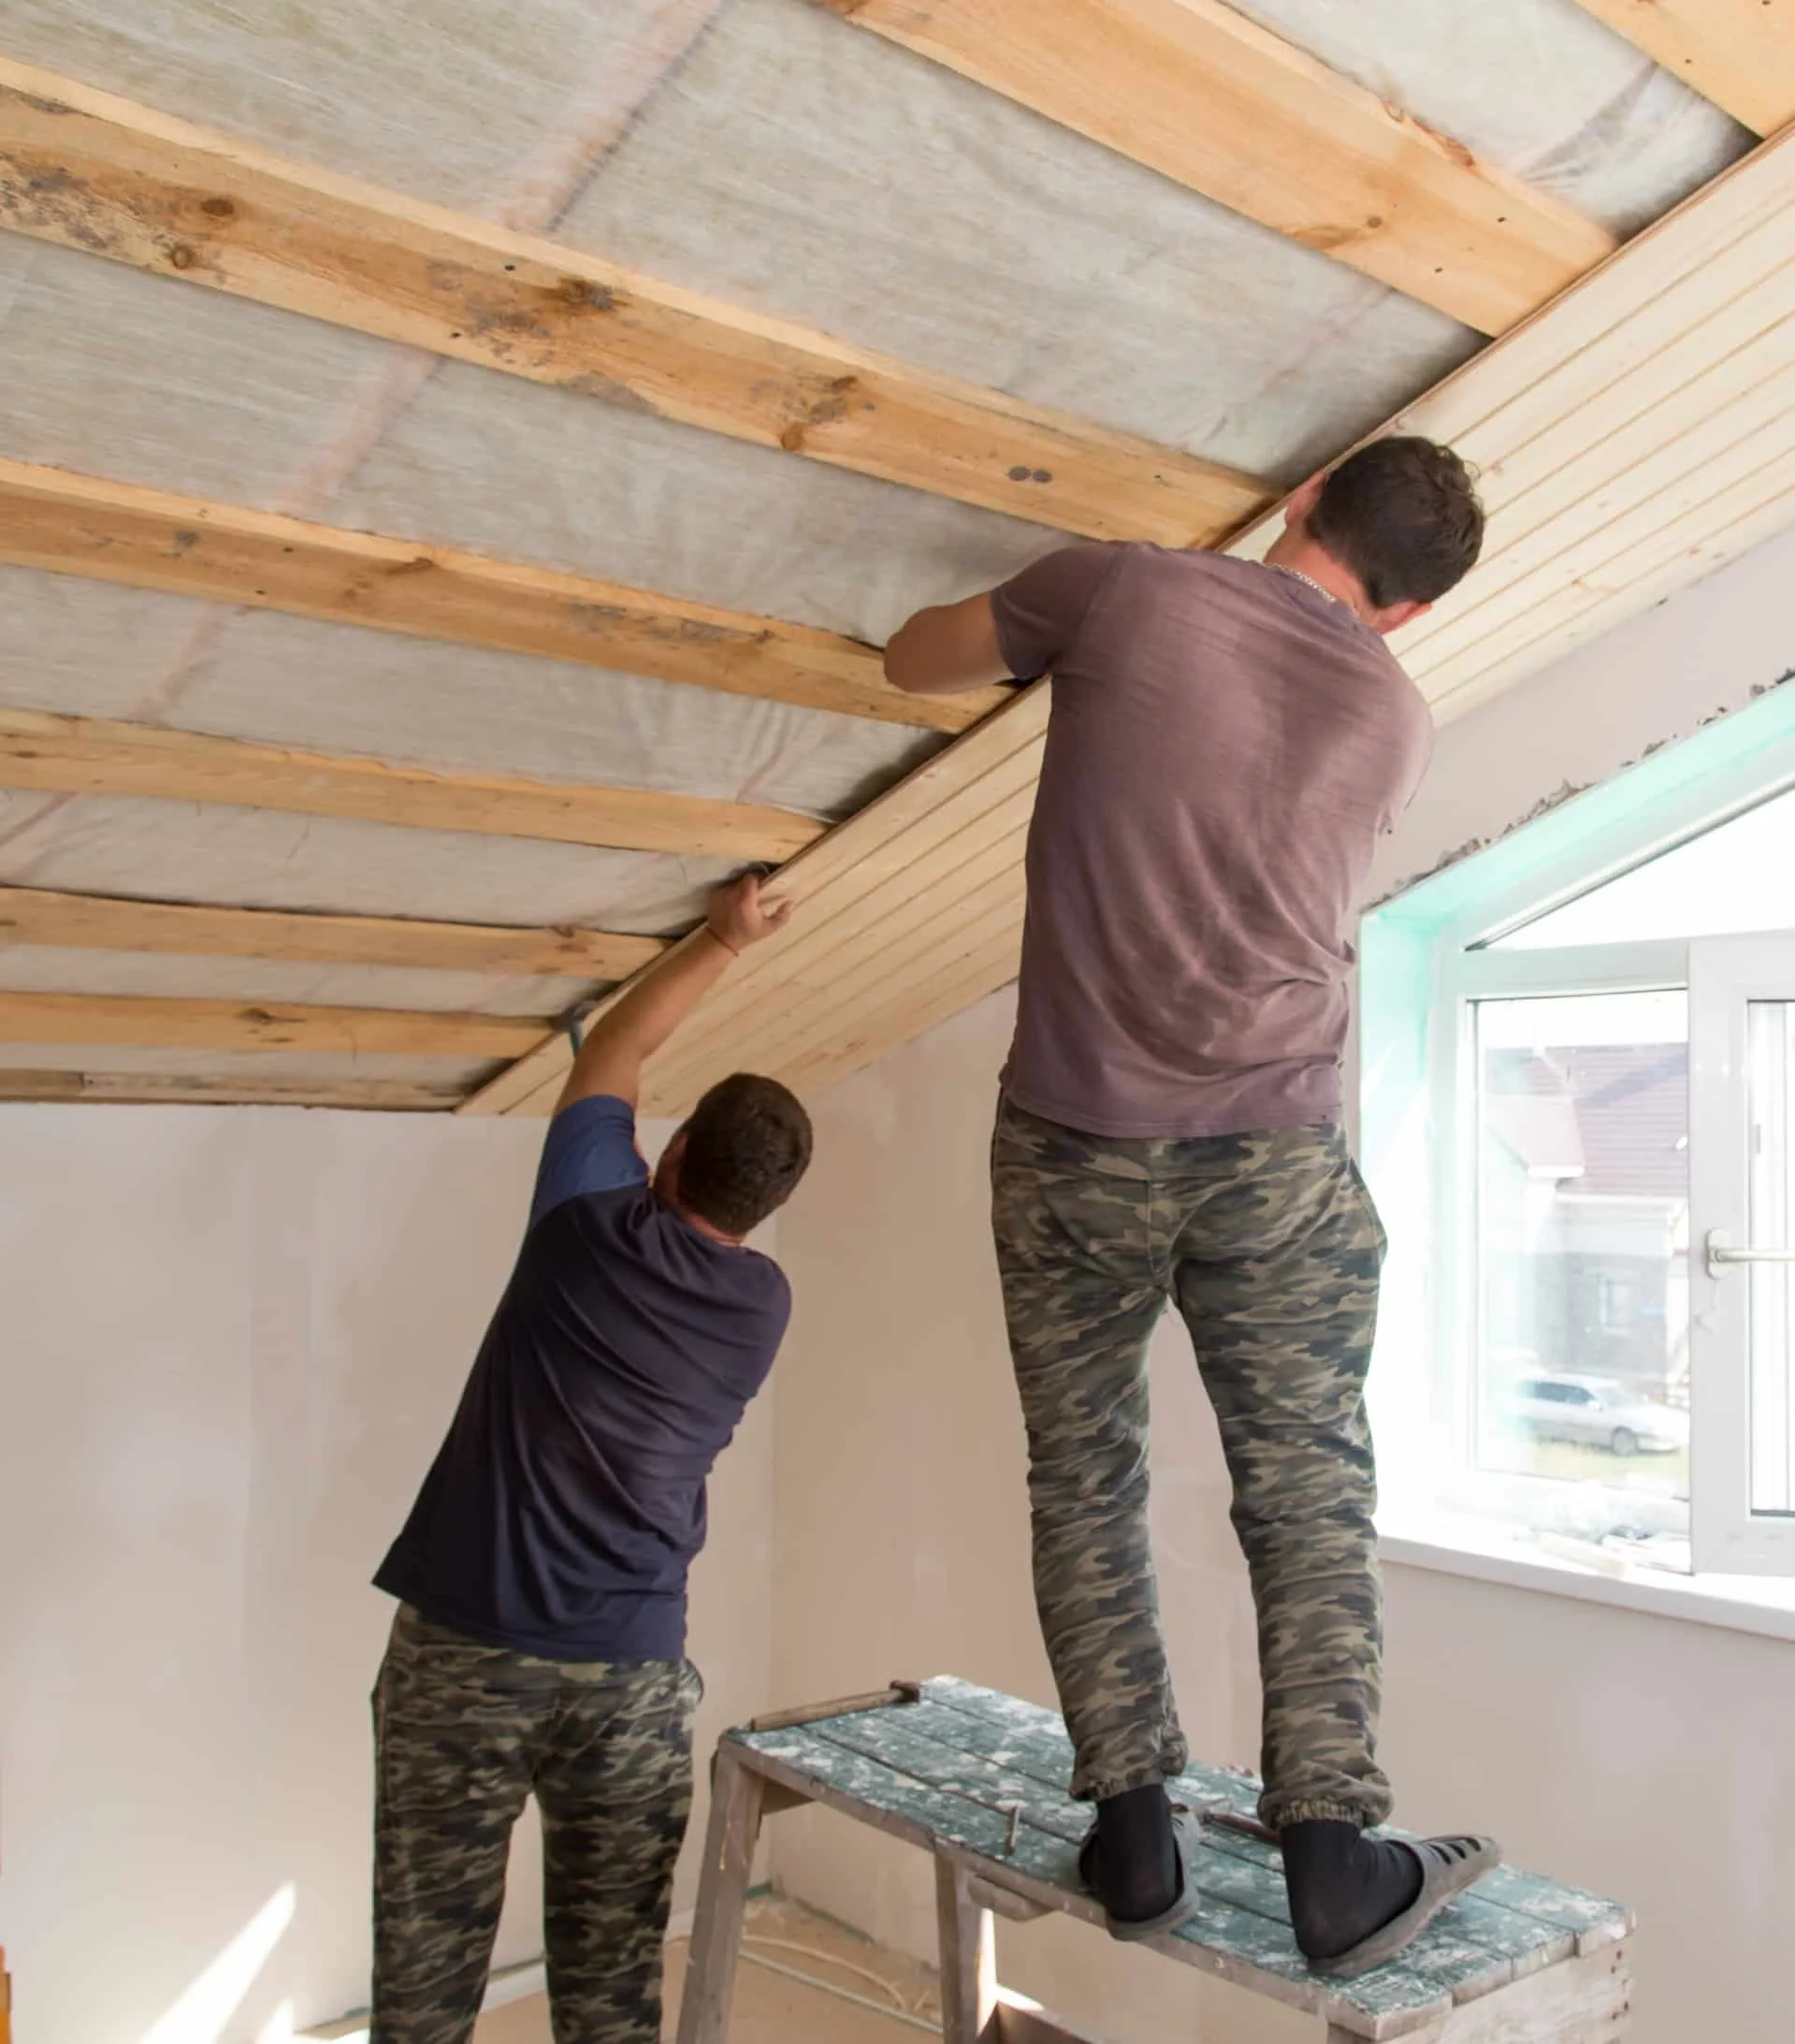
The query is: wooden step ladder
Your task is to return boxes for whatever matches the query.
[676,1676,1632,2044]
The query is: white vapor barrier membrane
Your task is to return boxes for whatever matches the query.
[166,607,940,817]
[0,240,400,507]
[0,570,224,719]
[0,568,943,817]
[0,0,1755,1092]
[0,792,740,933]
[0,0,732,217]
[329,365,1068,645]
[560,0,1477,483]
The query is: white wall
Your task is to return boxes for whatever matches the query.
[767,528,1795,2043]
[1370,520,1795,907]
[0,1105,774,2044]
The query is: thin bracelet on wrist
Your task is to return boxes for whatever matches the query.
[705,924,741,959]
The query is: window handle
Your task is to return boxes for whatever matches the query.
[1706,1229,1795,1279]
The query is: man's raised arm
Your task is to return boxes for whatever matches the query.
[883,544,1120,699]
[555,873,791,1116]
[882,591,1012,697]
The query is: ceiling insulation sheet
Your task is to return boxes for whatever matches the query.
[0,0,1776,1107]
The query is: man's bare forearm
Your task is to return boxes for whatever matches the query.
[556,875,790,1113]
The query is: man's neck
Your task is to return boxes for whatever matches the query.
[1261,534,1368,622]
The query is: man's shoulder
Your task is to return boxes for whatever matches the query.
[534,1191,789,1312]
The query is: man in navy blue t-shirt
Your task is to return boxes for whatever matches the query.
[370,874,811,2044]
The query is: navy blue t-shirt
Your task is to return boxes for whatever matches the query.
[375,1095,790,1661]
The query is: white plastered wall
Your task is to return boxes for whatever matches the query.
[0,1107,774,2044]
[765,523,1795,2044]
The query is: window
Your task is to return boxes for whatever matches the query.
[1360,689,1795,1587]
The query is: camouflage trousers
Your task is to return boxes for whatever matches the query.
[371,1603,701,2044]
[991,1098,1392,1830]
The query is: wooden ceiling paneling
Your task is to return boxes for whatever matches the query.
[1375,123,1795,718]
[470,123,1795,1117]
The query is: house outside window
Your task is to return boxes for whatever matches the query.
[1359,682,1795,1590]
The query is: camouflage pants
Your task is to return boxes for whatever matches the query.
[371,1604,701,2044]
[991,1099,1391,1830]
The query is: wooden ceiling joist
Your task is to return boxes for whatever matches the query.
[0,885,667,980]
[0,459,1001,733]
[1571,0,1795,138]
[0,991,547,1058]
[0,1069,467,1109]
[0,59,1272,548]
[0,706,823,862]
[823,0,1615,336]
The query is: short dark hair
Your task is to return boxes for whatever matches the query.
[677,1072,813,1236]
[1307,435,1484,608]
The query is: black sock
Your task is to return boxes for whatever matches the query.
[1281,1819,1424,1961]
[1092,1783,1179,1921]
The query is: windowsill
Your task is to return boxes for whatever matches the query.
[1379,1516,1795,1645]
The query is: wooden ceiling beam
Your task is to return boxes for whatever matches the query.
[0,58,1272,547]
[1570,0,1795,137]
[822,0,1615,336]
[0,458,1002,733]
[0,991,547,1058]
[0,884,667,980]
[0,1069,467,1109]
[0,706,823,862]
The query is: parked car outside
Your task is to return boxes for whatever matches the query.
[1512,1372,1689,1457]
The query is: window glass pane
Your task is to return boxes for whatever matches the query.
[1473,993,1690,1536]
[1746,1002,1795,1516]
[1495,783,1795,950]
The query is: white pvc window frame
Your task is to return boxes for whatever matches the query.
[1428,939,1692,1551]
[1688,935,1795,1573]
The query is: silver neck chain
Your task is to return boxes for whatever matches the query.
[1268,562,1347,609]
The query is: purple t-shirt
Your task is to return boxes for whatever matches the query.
[992,543,1432,1138]
[376,1095,789,1660]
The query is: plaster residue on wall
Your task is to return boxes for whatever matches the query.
[1370,663,1795,911]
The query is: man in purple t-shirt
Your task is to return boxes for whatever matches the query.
[884,439,1495,1977]
[370,874,811,2044]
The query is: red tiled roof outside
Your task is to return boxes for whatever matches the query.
[1484,1044,1688,1201]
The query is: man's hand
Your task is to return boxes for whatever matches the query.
[555,872,798,1115]
[706,872,794,956]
